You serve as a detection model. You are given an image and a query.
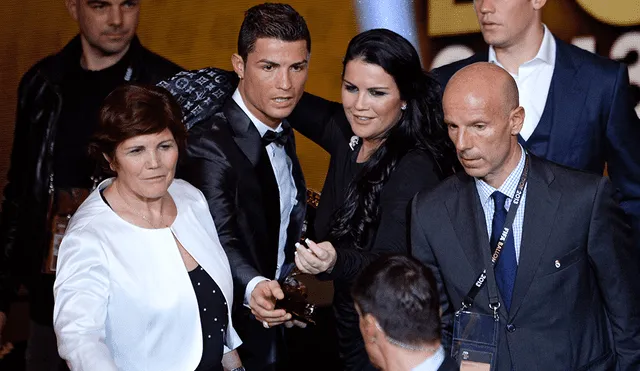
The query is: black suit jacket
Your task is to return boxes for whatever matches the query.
[431,37,640,242]
[411,155,640,371]
[179,98,306,368]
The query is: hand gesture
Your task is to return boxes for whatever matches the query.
[294,239,337,275]
[249,280,291,327]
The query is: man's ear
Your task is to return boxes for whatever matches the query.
[65,0,79,21]
[532,0,547,11]
[509,106,525,136]
[231,54,245,80]
[363,313,380,338]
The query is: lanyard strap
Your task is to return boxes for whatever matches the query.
[461,154,530,313]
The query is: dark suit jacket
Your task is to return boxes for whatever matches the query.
[431,37,640,240]
[179,98,306,369]
[411,155,640,371]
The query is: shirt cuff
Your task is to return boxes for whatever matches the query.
[223,322,243,353]
[243,276,270,307]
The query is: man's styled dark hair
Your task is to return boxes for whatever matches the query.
[237,3,311,61]
[352,255,441,345]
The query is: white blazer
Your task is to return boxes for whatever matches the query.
[53,179,242,371]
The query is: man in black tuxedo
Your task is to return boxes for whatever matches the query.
[411,62,640,370]
[431,0,640,241]
[178,4,309,370]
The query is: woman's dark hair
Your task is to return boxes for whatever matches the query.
[352,255,441,345]
[89,84,186,171]
[328,28,455,249]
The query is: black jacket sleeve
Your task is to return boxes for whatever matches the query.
[287,92,351,155]
[328,150,443,282]
[0,70,49,314]
[180,125,260,293]
[410,192,454,352]
[588,178,640,370]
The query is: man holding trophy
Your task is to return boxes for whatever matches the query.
[171,4,314,371]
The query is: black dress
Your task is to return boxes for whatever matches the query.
[189,265,229,371]
[288,93,445,371]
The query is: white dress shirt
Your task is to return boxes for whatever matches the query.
[489,25,556,141]
[411,346,446,371]
[475,146,528,263]
[232,89,298,304]
[53,179,241,371]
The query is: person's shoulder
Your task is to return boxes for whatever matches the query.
[431,53,486,87]
[138,43,183,77]
[414,171,465,206]
[18,51,62,91]
[187,108,234,143]
[170,179,209,211]
[556,37,621,77]
[394,149,438,176]
[65,190,114,236]
[170,179,202,197]
[181,108,241,171]
[531,155,603,192]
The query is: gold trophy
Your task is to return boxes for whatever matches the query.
[275,189,321,325]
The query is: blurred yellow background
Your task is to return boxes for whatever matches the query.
[0,0,359,193]
[0,0,638,196]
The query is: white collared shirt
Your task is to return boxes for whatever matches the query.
[475,145,528,263]
[232,89,298,304]
[411,346,446,371]
[489,25,556,141]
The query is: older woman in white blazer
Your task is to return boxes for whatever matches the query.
[53,84,243,371]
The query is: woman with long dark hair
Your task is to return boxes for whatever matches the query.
[290,29,455,370]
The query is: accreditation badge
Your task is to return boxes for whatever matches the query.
[452,310,499,371]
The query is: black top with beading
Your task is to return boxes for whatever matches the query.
[189,265,229,371]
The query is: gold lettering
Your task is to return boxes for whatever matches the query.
[428,0,480,36]
[576,0,640,27]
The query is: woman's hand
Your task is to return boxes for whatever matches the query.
[294,239,337,275]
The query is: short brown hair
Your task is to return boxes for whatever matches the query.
[89,84,186,170]
[238,3,311,62]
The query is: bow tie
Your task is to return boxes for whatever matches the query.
[261,126,291,147]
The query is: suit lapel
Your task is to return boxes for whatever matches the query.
[540,38,589,163]
[509,157,560,319]
[224,99,263,168]
[224,100,281,276]
[282,120,306,263]
[446,174,490,276]
[447,174,510,318]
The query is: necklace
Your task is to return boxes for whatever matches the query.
[114,181,166,229]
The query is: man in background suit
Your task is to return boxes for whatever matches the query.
[411,62,640,370]
[178,4,309,370]
[431,0,640,240]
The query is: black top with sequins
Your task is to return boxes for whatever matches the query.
[188,265,229,371]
